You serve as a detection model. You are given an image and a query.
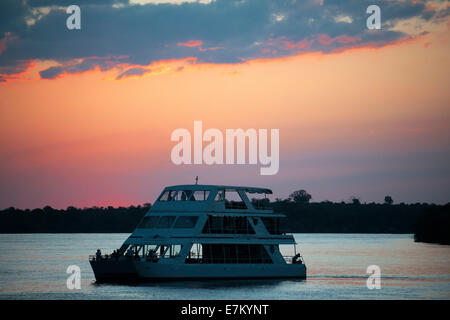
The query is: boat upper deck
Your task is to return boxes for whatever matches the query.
[150,184,278,215]
[128,184,292,246]
[165,184,272,194]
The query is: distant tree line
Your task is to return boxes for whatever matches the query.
[273,200,431,233]
[0,190,448,243]
[274,190,447,237]
[0,204,151,233]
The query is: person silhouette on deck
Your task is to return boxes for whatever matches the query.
[96,249,102,261]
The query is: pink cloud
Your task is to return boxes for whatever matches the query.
[335,35,361,44]
[317,34,361,45]
[0,33,18,55]
[177,40,203,47]
[284,39,314,50]
[318,34,334,45]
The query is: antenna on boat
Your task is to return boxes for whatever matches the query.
[195,176,198,185]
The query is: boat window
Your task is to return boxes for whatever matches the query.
[158,190,171,201]
[214,189,247,209]
[174,216,199,228]
[172,190,193,201]
[156,216,176,228]
[162,244,182,258]
[137,216,160,228]
[167,191,178,201]
[143,244,158,255]
[225,189,247,209]
[185,244,272,264]
[214,189,225,201]
[202,215,255,234]
[191,190,210,201]
[159,190,197,201]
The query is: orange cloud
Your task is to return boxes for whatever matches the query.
[0,31,432,84]
[177,40,203,47]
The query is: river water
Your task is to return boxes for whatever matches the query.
[0,233,448,299]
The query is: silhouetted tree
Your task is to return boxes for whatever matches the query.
[384,196,393,205]
[350,197,361,205]
[43,205,54,213]
[289,190,312,204]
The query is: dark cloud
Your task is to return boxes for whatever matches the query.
[0,0,447,81]
[39,66,64,79]
[0,0,29,35]
[39,56,126,79]
[116,67,150,80]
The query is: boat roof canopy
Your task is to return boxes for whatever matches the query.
[164,184,273,194]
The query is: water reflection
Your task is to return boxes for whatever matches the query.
[0,233,448,299]
[92,278,306,290]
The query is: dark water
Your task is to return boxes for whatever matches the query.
[0,233,449,299]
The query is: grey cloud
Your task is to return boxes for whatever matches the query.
[39,66,64,79]
[116,67,150,80]
[39,57,126,79]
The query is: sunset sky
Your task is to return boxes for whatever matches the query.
[0,0,449,209]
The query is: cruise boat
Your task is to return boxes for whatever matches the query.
[89,184,306,281]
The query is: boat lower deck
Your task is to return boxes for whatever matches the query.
[90,259,306,282]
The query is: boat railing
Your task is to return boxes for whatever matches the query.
[89,252,163,262]
[283,254,305,265]
[89,254,122,261]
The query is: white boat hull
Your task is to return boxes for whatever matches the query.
[91,259,306,282]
